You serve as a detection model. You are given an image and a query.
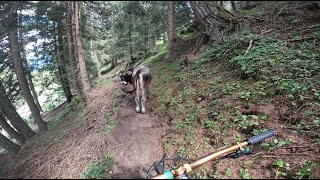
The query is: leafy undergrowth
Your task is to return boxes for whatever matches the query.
[144,20,320,180]
[80,153,113,179]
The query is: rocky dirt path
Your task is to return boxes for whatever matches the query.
[106,68,168,178]
[108,85,166,178]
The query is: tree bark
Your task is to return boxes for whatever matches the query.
[56,21,73,103]
[188,1,237,43]
[74,1,91,99]
[89,10,101,78]
[244,1,250,9]
[239,1,245,9]
[18,11,43,112]
[58,44,73,104]
[0,132,20,154]
[231,1,237,11]
[220,1,224,7]
[150,36,156,49]
[0,82,35,139]
[167,1,176,57]
[8,2,47,132]
[21,47,43,112]
[0,114,25,145]
[189,1,204,29]
[129,25,133,63]
[67,1,86,103]
[144,21,148,58]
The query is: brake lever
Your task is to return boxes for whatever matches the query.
[220,148,252,159]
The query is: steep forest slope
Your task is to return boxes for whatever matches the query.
[0,1,319,179]
[143,2,320,179]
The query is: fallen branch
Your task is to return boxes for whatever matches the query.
[274,5,289,18]
[257,29,276,37]
[287,36,319,42]
[238,14,265,22]
[188,143,201,158]
[107,74,117,79]
[39,137,63,160]
[244,39,253,56]
[110,144,122,149]
[282,24,320,33]
[279,145,316,149]
[256,152,320,158]
[243,29,276,56]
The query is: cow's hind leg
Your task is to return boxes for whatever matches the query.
[140,77,147,114]
[135,78,141,113]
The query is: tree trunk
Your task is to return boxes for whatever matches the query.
[189,1,204,29]
[128,12,134,63]
[74,1,91,99]
[144,21,148,58]
[220,1,224,7]
[110,58,115,69]
[89,10,101,78]
[167,1,176,57]
[0,114,25,145]
[244,1,250,9]
[18,11,43,112]
[67,1,86,103]
[0,82,35,139]
[57,21,73,103]
[150,36,156,49]
[8,2,47,132]
[114,57,117,66]
[239,1,245,9]
[231,1,237,11]
[54,22,72,103]
[21,48,43,112]
[188,1,237,43]
[0,132,20,154]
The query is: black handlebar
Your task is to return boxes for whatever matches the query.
[246,129,276,145]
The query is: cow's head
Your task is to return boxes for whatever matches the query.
[119,69,133,85]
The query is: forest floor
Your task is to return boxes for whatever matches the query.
[0,63,169,179]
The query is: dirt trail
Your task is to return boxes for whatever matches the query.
[107,85,166,178]
[102,63,166,178]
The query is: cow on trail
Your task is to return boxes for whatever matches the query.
[119,64,152,114]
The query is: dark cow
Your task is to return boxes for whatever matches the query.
[119,64,152,114]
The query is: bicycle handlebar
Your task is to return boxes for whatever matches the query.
[148,129,276,179]
[247,129,276,145]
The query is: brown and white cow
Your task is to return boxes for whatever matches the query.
[119,64,152,114]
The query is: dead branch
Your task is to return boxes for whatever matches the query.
[244,39,253,56]
[287,36,319,42]
[274,5,289,18]
[243,29,275,56]
[257,153,320,158]
[237,14,265,22]
[257,29,276,37]
[279,145,316,149]
[39,137,63,160]
[282,24,320,33]
[110,143,122,149]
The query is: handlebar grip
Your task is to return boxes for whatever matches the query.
[246,129,276,145]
